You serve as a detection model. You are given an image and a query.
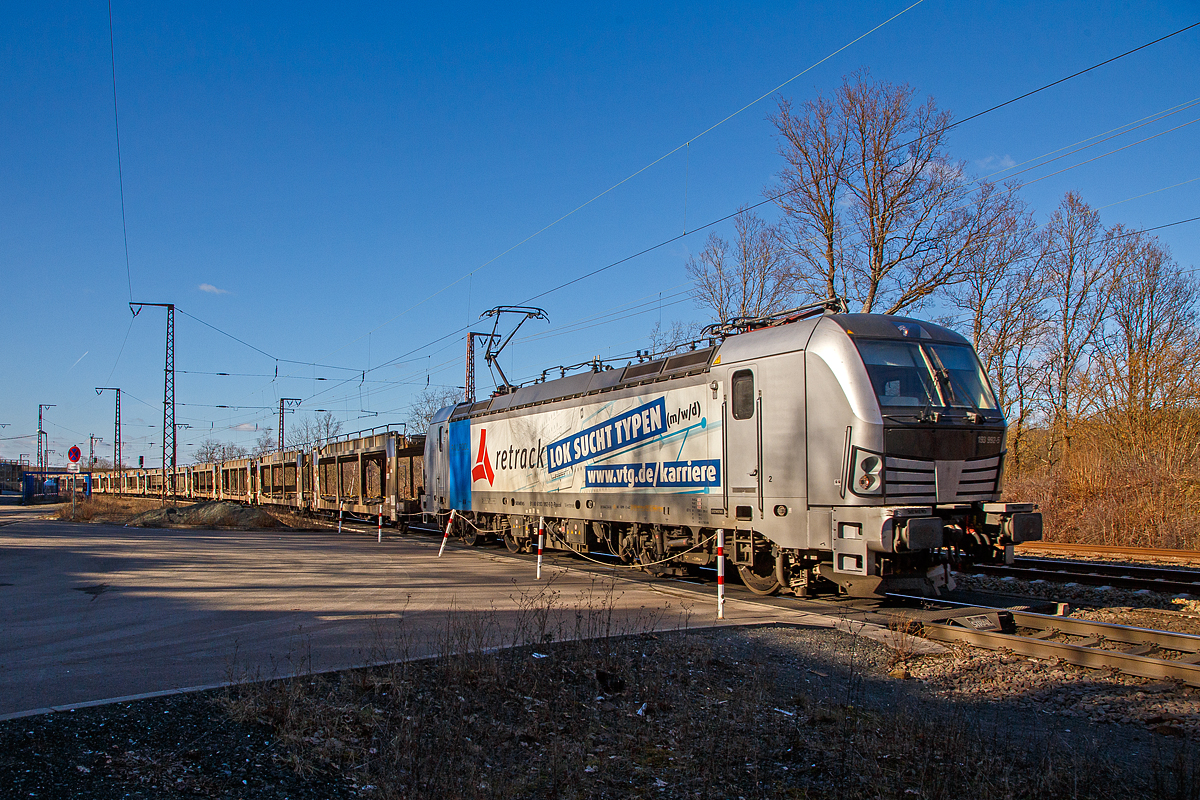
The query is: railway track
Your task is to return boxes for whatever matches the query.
[914,604,1200,687]
[400,523,1200,686]
[1017,541,1200,563]
[965,557,1200,595]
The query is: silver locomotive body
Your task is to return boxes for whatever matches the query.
[423,311,1040,597]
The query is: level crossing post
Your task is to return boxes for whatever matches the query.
[716,529,725,620]
[438,509,456,557]
[537,516,545,579]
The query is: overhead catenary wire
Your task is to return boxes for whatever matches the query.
[309,0,931,365]
[981,97,1200,183]
[1098,177,1200,209]
[1018,117,1200,187]
[107,0,133,303]
[129,21,1200,412]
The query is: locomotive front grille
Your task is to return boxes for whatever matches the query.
[884,454,1001,503]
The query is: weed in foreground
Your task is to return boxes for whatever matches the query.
[217,584,1175,800]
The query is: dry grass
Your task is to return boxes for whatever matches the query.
[1008,423,1200,551]
[54,495,163,524]
[57,495,336,530]
[220,588,1192,800]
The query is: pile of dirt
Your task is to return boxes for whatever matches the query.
[125,501,286,530]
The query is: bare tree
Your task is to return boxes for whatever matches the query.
[771,94,847,301]
[1038,192,1127,461]
[1093,234,1200,466]
[951,198,1046,470]
[252,429,277,458]
[406,386,463,433]
[194,438,249,463]
[771,70,1018,315]
[687,209,792,325]
[286,411,343,448]
[647,319,699,356]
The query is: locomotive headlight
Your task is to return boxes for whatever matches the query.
[849,447,884,497]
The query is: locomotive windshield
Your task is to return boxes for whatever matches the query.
[856,339,997,410]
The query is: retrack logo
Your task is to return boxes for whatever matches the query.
[472,428,495,485]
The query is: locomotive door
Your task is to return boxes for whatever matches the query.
[724,365,762,520]
[432,422,448,506]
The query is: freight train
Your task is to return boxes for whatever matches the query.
[93,304,1040,598]
[91,426,425,523]
[422,306,1041,597]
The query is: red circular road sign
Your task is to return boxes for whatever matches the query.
[68,446,81,463]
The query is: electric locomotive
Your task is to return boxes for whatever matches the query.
[423,304,1041,597]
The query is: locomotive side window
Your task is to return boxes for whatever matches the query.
[732,370,754,419]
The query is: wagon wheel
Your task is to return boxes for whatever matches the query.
[615,527,639,564]
[455,514,479,547]
[504,515,529,553]
[635,527,669,576]
[737,550,781,596]
[504,529,523,553]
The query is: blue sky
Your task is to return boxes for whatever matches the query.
[3,1,1198,465]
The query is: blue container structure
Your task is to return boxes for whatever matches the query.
[21,471,91,504]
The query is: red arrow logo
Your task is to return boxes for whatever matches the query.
[472,429,494,486]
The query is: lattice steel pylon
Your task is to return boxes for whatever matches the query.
[97,388,120,491]
[37,404,55,472]
[131,302,175,502]
[464,332,499,403]
[279,398,301,450]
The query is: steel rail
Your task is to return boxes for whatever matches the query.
[1017,542,1200,563]
[922,608,1200,686]
[1010,610,1200,651]
[1012,557,1200,581]
[967,562,1200,595]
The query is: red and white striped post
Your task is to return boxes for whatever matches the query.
[537,516,545,579]
[378,504,383,543]
[438,509,456,557]
[716,528,725,620]
[338,500,344,534]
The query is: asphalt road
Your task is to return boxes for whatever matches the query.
[0,500,823,717]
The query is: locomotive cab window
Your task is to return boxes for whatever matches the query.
[731,370,754,419]
[855,339,998,410]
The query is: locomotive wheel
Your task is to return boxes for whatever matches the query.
[504,530,523,553]
[456,515,479,547]
[738,555,782,596]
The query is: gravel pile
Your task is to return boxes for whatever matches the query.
[955,570,1200,616]
[125,501,285,530]
[904,642,1200,735]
